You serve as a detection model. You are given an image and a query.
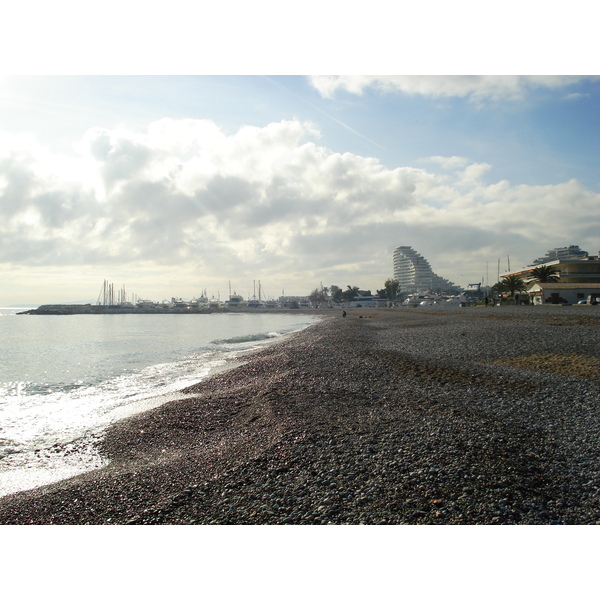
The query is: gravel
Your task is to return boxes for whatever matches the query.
[1,304,599,525]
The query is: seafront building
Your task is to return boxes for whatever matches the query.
[392,246,458,294]
[501,246,600,304]
[528,282,600,305]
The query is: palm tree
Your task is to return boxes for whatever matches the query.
[529,265,560,283]
[500,274,528,298]
[491,280,508,296]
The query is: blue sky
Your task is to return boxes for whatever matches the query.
[0,5,599,305]
[4,75,597,189]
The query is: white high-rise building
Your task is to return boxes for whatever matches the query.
[393,246,458,293]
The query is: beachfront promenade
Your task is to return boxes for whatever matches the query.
[1,305,599,525]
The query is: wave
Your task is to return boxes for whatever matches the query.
[212,331,282,344]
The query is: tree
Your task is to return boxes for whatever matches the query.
[491,281,508,296]
[330,285,343,304]
[498,274,527,298]
[308,288,326,307]
[383,278,400,300]
[529,265,560,283]
[341,285,359,304]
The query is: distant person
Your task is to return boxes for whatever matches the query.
[342,310,347,318]
[485,296,489,307]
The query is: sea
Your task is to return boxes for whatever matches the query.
[0,307,319,497]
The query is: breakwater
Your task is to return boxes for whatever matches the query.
[19,304,216,315]
[18,304,302,315]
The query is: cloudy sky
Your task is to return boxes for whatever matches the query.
[1,6,598,305]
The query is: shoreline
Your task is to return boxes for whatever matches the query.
[0,313,322,498]
[1,306,599,524]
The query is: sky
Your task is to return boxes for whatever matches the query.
[1,4,599,306]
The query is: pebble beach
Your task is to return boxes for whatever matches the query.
[1,305,599,525]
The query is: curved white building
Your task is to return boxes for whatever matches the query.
[393,246,457,293]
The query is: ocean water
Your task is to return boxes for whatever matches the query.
[0,308,319,497]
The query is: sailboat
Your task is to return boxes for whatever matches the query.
[246,280,263,308]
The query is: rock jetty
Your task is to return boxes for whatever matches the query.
[1,305,599,525]
[18,304,215,315]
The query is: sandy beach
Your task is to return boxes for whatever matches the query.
[1,305,599,525]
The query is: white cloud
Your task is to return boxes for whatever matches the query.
[308,75,598,102]
[565,92,589,101]
[1,120,598,301]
